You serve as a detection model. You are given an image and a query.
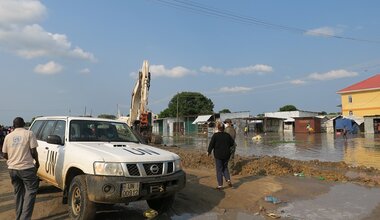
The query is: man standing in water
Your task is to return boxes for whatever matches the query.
[2,117,39,220]
[224,119,237,175]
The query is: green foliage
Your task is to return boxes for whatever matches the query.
[98,114,117,120]
[319,111,327,115]
[279,105,297,112]
[159,92,214,118]
[219,109,231,113]
[158,108,172,118]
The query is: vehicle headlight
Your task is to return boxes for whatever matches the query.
[94,162,124,176]
[174,159,182,171]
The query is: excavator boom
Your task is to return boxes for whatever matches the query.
[127,60,155,143]
[129,60,151,127]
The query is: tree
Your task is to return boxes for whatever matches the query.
[219,109,231,113]
[279,105,297,112]
[98,114,117,120]
[159,92,214,118]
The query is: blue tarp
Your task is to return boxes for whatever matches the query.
[335,118,359,134]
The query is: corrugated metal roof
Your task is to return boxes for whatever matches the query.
[192,115,212,124]
[337,74,380,94]
[220,112,250,121]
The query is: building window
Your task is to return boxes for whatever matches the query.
[349,110,353,116]
[348,95,352,103]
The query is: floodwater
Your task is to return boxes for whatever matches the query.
[279,183,380,220]
[162,132,380,169]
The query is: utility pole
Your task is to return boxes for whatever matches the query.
[176,93,179,136]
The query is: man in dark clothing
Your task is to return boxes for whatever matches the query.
[224,119,236,174]
[207,121,235,190]
[2,117,39,220]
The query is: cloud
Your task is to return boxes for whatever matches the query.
[34,61,63,74]
[219,86,252,93]
[290,79,306,85]
[305,26,343,37]
[226,64,273,75]
[308,69,358,81]
[0,0,46,27]
[0,1,96,62]
[71,47,96,61]
[129,71,138,79]
[200,66,223,74]
[79,68,90,74]
[150,65,193,78]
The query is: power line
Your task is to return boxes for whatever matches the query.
[152,0,380,44]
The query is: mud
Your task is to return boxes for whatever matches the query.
[161,146,380,186]
[1,146,380,219]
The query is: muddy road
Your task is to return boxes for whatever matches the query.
[1,146,380,219]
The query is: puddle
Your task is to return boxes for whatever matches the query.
[279,183,380,220]
[96,201,264,220]
[171,211,264,220]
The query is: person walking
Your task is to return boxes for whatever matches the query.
[2,117,39,220]
[343,126,348,140]
[224,119,237,175]
[207,121,235,190]
[244,125,248,136]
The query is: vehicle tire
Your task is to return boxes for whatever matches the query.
[146,194,175,213]
[68,175,96,220]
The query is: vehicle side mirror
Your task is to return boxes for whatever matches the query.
[47,135,63,145]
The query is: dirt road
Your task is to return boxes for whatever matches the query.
[1,146,380,219]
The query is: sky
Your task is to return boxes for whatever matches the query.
[1,0,380,125]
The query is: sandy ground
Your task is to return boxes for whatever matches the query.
[1,146,380,219]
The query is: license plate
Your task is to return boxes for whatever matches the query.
[121,182,140,197]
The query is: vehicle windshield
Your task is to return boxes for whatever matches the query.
[69,120,140,143]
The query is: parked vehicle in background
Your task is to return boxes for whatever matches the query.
[29,116,186,219]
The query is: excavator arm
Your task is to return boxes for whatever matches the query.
[128,60,152,142]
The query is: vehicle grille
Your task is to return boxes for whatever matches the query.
[124,161,176,177]
[126,164,140,176]
[167,162,174,173]
[143,163,163,175]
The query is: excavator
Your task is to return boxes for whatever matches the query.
[128,60,154,143]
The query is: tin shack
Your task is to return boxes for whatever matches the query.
[295,117,322,133]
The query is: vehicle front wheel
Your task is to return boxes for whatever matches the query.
[146,194,175,213]
[68,175,96,220]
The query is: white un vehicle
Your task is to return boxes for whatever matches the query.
[29,116,186,219]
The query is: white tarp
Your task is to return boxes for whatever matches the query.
[284,118,295,122]
[192,115,212,124]
[344,115,364,125]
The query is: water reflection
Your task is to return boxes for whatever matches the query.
[280,183,380,219]
[162,132,380,169]
[342,134,380,169]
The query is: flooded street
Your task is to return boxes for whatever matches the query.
[279,183,380,220]
[163,132,380,169]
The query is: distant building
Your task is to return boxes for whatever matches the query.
[263,117,285,133]
[294,117,322,133]
[264,110,320,133]
[337,74,380,117]
[264,110,320,119]
[337,74,380,134]
[364,115,380,134]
